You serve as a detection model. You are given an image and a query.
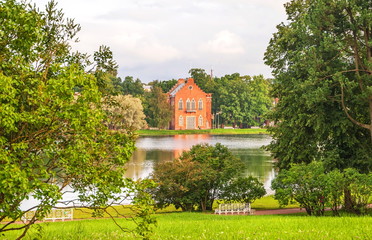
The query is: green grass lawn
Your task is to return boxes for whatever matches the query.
[3,212,371,240]
[70,195,299,219]
[136,128,268,136]
[3,196,371,239]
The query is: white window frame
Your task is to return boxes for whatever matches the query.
[191,99,196,110]
[198,99,203,110]
[186,99,191,110]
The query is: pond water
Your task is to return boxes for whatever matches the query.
[20,134,274,210]
[124,134,275,194]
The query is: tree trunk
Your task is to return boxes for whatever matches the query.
[344,188,354,213]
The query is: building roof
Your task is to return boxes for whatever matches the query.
[169,82,186,97]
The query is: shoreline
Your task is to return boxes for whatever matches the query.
[136,128,268,136]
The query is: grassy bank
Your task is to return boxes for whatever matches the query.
[3,213,371,240]
[136,128,268,136]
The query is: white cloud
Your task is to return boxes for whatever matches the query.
[200,31,245,55]
[117,34,181,66]
[31,0,288,82]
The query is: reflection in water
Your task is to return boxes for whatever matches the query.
[124,134,275,193]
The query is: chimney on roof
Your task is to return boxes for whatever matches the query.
[178,78,185,84]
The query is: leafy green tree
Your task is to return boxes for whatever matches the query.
[0,1,155,238]
[247,75,272,126]
[325,169,345,216]
[93,45,120,95]
[121,76,145,97]
[272,161,372,216]
[221,176,266,204]
[188,68,214,92]
[218,73,248,126]
[149,143,248,212]
[149,157,206,211]
[215,74,272,127]
[272,162,329,216]
[343,168,372,214]
[149,79,178,93]
[264,0,372,173]
[143,86,172,129]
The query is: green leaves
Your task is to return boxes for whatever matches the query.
[272,161,372,216]
[265,0,372,171]
[0,1,154,238]
[149,143,249,212]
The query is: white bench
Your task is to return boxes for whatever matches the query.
[22,209,73,222]
[214,203,254,215]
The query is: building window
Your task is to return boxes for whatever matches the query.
[198,115,203,127]
[179,115,184,126]
[186,99,191,111]
[178,99,183,110]
[191,99,196,110]
[198,99,203,110]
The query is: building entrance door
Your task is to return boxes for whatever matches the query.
[186,116,196,129]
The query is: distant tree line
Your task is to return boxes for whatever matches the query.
[99,68,273,129]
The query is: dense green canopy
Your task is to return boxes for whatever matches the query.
[264,0,372,171]
[0,1,154,238]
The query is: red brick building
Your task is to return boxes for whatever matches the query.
[167,78,212,130]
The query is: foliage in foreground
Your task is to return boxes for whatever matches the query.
[272,161,372,216]
[1,212,372,240]
[0,0,155,239]
[148,143,266,212]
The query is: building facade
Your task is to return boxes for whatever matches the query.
[167,78,212,130]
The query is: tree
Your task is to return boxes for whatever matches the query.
[93,45,120,95]
[149,143,259,212]
[149,156,206,211]
[221,176,266,204]
[188,68,213,92]
[343,168,372,214]
[264,0,372,173]
[0,1,155,238]
[104,95,147,131]
[143,86,172,129]
[149,79,178,93]
[272,162,329,216]
[216,74,272,127]
[247,75,272,126]
[121,76,145,97]
[272,162,372,216]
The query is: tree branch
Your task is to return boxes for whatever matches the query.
[340,84,370,130]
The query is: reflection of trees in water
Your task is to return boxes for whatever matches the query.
[124,149,146,179]
[146,150,174,163]
[233,148,275,193]
[125,150,175,179]
[125,135,275,191]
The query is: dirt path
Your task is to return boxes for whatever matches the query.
[254,208,307,215]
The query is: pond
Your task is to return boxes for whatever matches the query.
[20,134,274,210]
[124,134,275,194]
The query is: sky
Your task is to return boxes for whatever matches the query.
[31,0,289,83]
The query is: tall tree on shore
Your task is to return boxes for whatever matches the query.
[143,86,172,129]
[0,1,155,238]
[264,0,371,212]
[264,0,371,172]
